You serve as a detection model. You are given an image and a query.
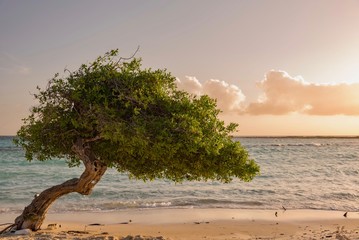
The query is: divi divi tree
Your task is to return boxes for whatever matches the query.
[13,50,259,231]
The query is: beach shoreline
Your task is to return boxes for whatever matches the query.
[1,208,359,239]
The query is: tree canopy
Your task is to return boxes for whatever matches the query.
[15,49,259,183]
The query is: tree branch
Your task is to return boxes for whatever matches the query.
[63,66,72,76]
[115,46,140,65]
[0,224,16,235]
[84,136,103,143]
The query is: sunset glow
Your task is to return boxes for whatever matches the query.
[1,0,359,136]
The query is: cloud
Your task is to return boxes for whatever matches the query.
[245,70,359,115]
[176,76,246,112]
[176,71,359,116]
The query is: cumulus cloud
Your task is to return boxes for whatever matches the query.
[176,71,359,116]
[176,76,246,112]
[245,70,359,115]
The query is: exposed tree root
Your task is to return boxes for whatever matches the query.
[0,223,16,235]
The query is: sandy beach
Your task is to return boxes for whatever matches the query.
[1,208,359,239]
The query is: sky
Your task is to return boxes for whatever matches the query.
[1,0,359,136]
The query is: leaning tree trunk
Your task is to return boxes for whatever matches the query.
[14,140,107,231]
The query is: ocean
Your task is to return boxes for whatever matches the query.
[0,136,358,214]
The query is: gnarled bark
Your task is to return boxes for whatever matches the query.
[14,139,107,231]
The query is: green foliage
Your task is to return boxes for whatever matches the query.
[15,49,259,183]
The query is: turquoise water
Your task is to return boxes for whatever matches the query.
[1,136,358,213]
